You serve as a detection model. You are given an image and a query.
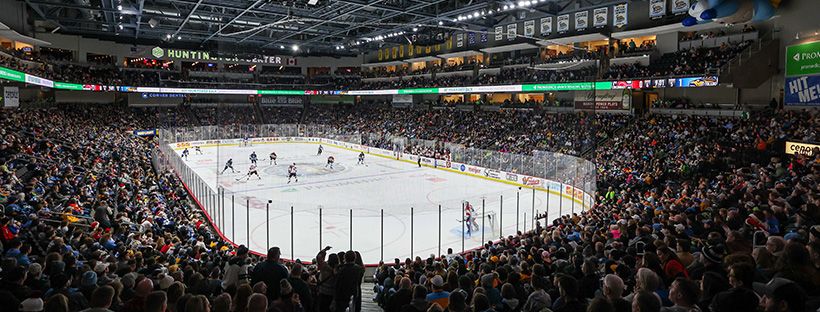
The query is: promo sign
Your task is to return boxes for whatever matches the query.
[785,75,820,106]
[785,41,820,77]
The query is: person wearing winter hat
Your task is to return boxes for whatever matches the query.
[270,279,302,312]
[19,298,44,312]
[425,275,449,309]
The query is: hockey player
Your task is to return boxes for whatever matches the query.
[464,201,478,236]
[269,152,277,165]
[249,151,258,165]
[181,148,190,160]
[194,146,203,155]
[220,158,235,174]
[326,156,335,169]
[357,152,365,165]
[317,145,323,155]
[287,163,298,183]
[241,163,260,181]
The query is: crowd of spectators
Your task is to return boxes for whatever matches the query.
[604,41,750,80]
[0,102,818,312]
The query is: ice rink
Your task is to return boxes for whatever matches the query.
[177,142,585,264]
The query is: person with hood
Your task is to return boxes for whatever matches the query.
[498,283,520,312]
[222,245,251,292]
[523,275,551,312]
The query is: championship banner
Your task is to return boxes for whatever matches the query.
[456,33,464,47]
[575,11,589,31]
[557,15,570,33]
[3,86,19,108]
[613,3,628,28]
[785,75,820,106]
[540,17,553,35]
[650,0,666,18]
[785,141,819,157]
[593,7,608,27]
[524,20,535,37]
[672,0,690,15]
[507,24,517,40]
[495,26,504,41]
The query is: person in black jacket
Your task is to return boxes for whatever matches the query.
[386,277,413,312]
[335,250,363,312]
[250,247,290,300]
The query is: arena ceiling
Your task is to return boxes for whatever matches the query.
[23,0,614,56]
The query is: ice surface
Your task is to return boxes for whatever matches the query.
[178,143,585,264]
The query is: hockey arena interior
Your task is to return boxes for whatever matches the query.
[0,0,819,312]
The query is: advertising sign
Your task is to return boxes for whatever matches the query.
[149,46,296,66]
[3,86,19,108]
[785,75,820,106]
[785,141,819,156]
[785,41,820,77]
[574,89,630,110]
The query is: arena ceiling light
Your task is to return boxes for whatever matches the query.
[291,44,299,51]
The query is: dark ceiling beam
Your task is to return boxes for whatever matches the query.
[23,0,68,30]
[172,0,204,36]
[200,0,265,44]
[134,0,145,39]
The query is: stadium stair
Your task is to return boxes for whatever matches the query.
[718,33,780,88]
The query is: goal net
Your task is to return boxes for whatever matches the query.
[461,211,497,238]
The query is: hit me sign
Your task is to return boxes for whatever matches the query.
[785,41,820,106]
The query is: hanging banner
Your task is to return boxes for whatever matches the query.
[456,33,464,48]
[3,86,19,108]
[467,32,476,46]
[540,17,552,35]
[593,7,608,27]
[650,0,666,18]
[672,0,690,15]
[614,3,628,28]
[524,20,535,37]
[495,26,504,41]
[557,14,570,33]
[575,11,589,31]
[507,23,518,40]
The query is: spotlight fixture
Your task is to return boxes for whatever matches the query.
[292,44,299,51]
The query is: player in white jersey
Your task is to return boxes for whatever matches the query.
[464,201,478,236]
[249,151,258,165]
[195,146,203,155]
[240,164,260,181]
[220,158,235,174]
[326,156,335,169]
[357,152,365,165]
[181,148,189,160]
[269,152,277,165]
[287,163,298,183]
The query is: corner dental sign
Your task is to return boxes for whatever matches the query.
[149,47,293,65]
